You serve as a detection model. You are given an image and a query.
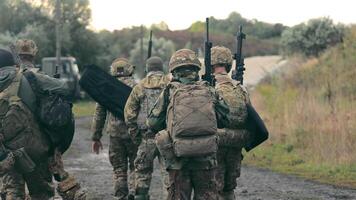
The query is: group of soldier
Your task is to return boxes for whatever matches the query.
[92,47,252,199]
[0,38,253,200]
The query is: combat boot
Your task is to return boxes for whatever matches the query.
[219,190,235,200]
[57,175,87,200]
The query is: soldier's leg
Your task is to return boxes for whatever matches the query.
[134,138,156,200]
[157,153,169,199]
[191,168,218,200]
[109,136,130,200]
[167,169,192,200]
[222,148,242,200]
[48,149,86,200]
[216,148,227,200]
[24,160,55,200]
[126,138,138,200]
[2,169,26,200]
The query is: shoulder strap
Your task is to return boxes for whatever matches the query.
[22,70,41,96]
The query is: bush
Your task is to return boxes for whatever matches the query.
[281,17,344,57]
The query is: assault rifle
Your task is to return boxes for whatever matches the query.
[147,30,153,59]
[231,26,246,84]
[229,26,269,151]
[201,17,214,85]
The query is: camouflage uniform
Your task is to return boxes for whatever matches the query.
[124,57,169,200]
[147,49,231,200]
[91,58,137,200]
[0,47,75,200]
[211,46,251,200]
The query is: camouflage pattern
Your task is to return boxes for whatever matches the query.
[124,71,169,199]
[168,49,201,72]
[167,169,218,200]
[211,46,233,72]
[15,39,38,56]
[91,73,137,200]
[111,58,135,77]
[146,56,163,73]
[147,49,231,199]
[213,72,251,200]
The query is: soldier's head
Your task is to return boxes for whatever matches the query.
[0,49,15,68]
[110,58,135,77]
[169,49,201,81]
[211,46,233,74]
[146,56,163,73]
[15,39,38,62]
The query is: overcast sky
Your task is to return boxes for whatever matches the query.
[90,0,356,31]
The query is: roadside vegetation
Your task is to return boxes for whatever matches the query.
[245,25,356,188]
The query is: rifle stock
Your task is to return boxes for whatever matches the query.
[232,26,246,84]
[147,30,153,59]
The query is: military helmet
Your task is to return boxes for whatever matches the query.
[169,49,201,73]
[15,39,38,56]
[111,58,135,77]
[211,46,233,72]
[0,49,15,68]
[146,56,163,73]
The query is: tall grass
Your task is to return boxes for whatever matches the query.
[251,26,356,168]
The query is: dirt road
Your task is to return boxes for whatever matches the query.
[62,56,356,199]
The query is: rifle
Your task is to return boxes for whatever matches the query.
[147,30,153,59]
[231,26,246,84]
[201,17,214,85]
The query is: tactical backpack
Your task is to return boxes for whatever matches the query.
[0,69,50,163]
[137,88,164,130]
[23,70,74,153]
[166,81,218,157]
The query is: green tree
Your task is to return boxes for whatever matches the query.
[281,17,344,57]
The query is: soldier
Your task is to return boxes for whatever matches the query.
[0,42,83,200]
[14,39,85,200]
[124,56,169,200]
[211,46,251,200]
[91,58,137,200]
[147,49,231,200]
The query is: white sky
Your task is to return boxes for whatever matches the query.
[90,0,356,31]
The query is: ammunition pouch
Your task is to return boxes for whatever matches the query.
[173,135,217,157]
[217,129,250,148]
[13,147,36,174]
[155,130,175,165]
[0,151,15,175]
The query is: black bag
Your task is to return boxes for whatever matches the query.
[245,104,269,151]
[79,64,132,120]
[23,71,74,153]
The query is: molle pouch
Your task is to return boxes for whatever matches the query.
[14,147,36,174]
[173,135,217,158]
[155,130,175,162]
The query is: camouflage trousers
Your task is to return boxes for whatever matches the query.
[167,168,218,200]
[134,138,169,200]
[109,136,138,200]
[2,160,54,200]
[216,147,242,200]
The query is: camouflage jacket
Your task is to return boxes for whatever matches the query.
[214,72,250,128]
[91,76,136,141]
[146,76,231,170]
[124,71,168,138]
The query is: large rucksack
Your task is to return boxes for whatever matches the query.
[0,69,50,163]
[22,70,74,153]
[166,81,218,157]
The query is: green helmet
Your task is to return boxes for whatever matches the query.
[146,56,163,73]
[111,58,135,77]
[211,46,233,72]
[169,49,201,73]
[15,39,38,56]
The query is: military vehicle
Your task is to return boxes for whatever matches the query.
[41,57,81,99]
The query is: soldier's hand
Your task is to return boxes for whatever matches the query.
[92,140,103,154]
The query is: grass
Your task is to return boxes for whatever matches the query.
[245,26,356,188]
[73,100,96,117]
